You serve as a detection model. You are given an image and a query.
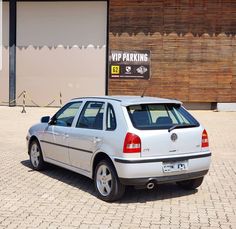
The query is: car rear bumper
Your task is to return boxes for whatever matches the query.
[119,170,209,186]
[113,151,211,185]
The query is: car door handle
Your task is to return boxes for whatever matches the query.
[53,132,60,136]
[63,134,69,138]
[93,137,102,143]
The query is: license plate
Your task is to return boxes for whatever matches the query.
[163,161,188,173]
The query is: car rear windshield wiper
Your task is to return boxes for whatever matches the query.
[168,124,197,132]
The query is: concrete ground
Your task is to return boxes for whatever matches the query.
[0,106,235,229]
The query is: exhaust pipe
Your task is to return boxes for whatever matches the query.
[146,182,155,190]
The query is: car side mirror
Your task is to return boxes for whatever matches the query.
[41,116,50,123]
[48,117,57,125]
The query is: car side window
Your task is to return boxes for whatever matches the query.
[53,102,82,127]
[76,101,105,130]
[106,104,116,131]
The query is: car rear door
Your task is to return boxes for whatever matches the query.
[68,101,105,172]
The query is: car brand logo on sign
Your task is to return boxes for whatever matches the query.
[171,133,178,142]
[136,66,148,75]
[125,66,132,74]
[110,50,150,80]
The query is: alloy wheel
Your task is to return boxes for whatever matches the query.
[30,143,40,168]
[96,164,112,196]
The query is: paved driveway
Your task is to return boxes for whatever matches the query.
[0,107,235,229]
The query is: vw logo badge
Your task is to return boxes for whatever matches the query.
[171,133,178,142]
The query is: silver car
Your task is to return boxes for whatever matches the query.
[27,96,211,202]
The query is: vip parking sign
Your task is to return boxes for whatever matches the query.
[110,50,150,80]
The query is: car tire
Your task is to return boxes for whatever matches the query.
[29,139,45,171]
[177,177,204,190]
[94,160,125,202]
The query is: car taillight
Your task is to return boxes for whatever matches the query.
[201,129,209,148]
[123,133,141,153]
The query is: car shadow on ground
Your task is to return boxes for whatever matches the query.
[21,159,197,204]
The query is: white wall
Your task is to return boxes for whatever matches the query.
[16,1,107,106]
[0,2,9,105]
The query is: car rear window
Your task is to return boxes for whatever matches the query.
[127,103,199,130]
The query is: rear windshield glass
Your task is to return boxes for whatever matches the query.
[127,104,199,130]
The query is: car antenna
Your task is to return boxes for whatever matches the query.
[141,86,148,97]
[141,77,151,98]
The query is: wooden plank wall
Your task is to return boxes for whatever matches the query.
[108,0,236,103]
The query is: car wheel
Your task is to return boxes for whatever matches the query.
[94,160,125,202]
[177,177,204,190]
[29,140,45,171]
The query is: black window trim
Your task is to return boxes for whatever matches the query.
[106,103,117,131]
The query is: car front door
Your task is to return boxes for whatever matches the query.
[42,101,83,164]
[68,101,105,172]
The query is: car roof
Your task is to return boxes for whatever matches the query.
[71,96,182,106]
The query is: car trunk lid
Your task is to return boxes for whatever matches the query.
[140,127,202,157]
